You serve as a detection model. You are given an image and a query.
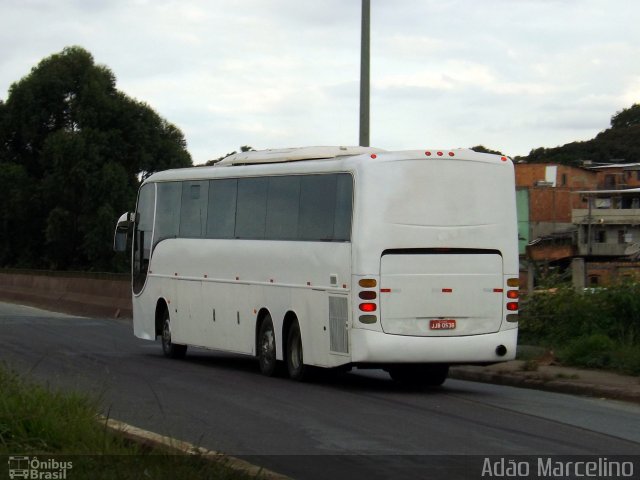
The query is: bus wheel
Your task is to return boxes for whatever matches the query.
[388,364,449,387]
[423,364,449,386]
[286,321,308,381]
[161,310,187,359]
[258,315,278,376]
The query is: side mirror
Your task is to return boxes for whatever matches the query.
[113,212,135,252]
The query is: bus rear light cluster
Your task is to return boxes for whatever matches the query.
[358,278,378,324]
[506,277,519,321]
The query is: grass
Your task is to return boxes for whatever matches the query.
[0,365,260,479]
[519,359,539,372]
[519,282,640,376]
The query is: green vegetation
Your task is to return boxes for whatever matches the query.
[519,283,640,375]
[518,103,640,165]
[0,46,192,272]
[0,365,257,479]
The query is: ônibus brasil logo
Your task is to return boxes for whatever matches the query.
[8,456,72,479]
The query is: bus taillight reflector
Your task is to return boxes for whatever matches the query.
[359,303,377,312]
[506,302,518,311]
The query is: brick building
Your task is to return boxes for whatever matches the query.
[515,162,640,290]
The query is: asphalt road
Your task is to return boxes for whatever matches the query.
[1,302,639,479]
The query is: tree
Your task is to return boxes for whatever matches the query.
[610,103,640,130]
[470,145,504,155]
[0,46,192,271]
[520,104,640,165]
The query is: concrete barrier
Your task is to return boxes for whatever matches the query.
[0,269,132,318]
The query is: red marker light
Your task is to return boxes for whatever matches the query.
[370,154,377,159]
[425,151,432,156]
[448,152,455,157]
[359,303,377,312]
[506,302,518,311]
[437,151,443,156]
[501,156,508,162]
[507,290,519,299]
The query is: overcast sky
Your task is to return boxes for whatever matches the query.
[1,0,639,164]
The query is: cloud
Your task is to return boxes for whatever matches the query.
[1,0,640,162]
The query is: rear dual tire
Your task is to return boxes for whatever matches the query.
[257,316,308,381]
[286,322,308,381]
[258,315,281,376]
[388,364,449,387]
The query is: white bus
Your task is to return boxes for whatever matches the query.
[114,146,519,385]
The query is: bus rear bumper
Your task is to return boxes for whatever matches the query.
[351,327,518,364]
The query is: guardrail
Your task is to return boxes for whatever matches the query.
[0,269,132,318]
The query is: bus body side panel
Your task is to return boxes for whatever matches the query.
[132,288,156,340]
[144,238,352,368]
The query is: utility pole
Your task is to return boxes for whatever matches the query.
[359,0,370,147]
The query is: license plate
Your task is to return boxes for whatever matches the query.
[430,319,456,330]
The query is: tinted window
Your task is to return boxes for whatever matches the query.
[298,175,337,241]
[333,174,353,241]
[207,178,237,238]
[266,176,301,240]
[236,177,268,239]
[167,173,352,243]
[179,181,209,238]
[155,182,181,248]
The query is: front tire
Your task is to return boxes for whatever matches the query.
[161,310,187,359]
[286,321,309,381]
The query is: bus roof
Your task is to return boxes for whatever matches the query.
[144,147,510,184]
[216,146,384,166]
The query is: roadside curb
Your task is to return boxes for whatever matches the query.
[449,367,640,405]
[102,417,291,480]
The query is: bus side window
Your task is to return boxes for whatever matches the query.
[155,182,181,249]
[299,175,337,241]
[236,178,268,239]
[334,173,353,241]
[266,176,300,240]
[179,181,209,238]
[207,179,237,238]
